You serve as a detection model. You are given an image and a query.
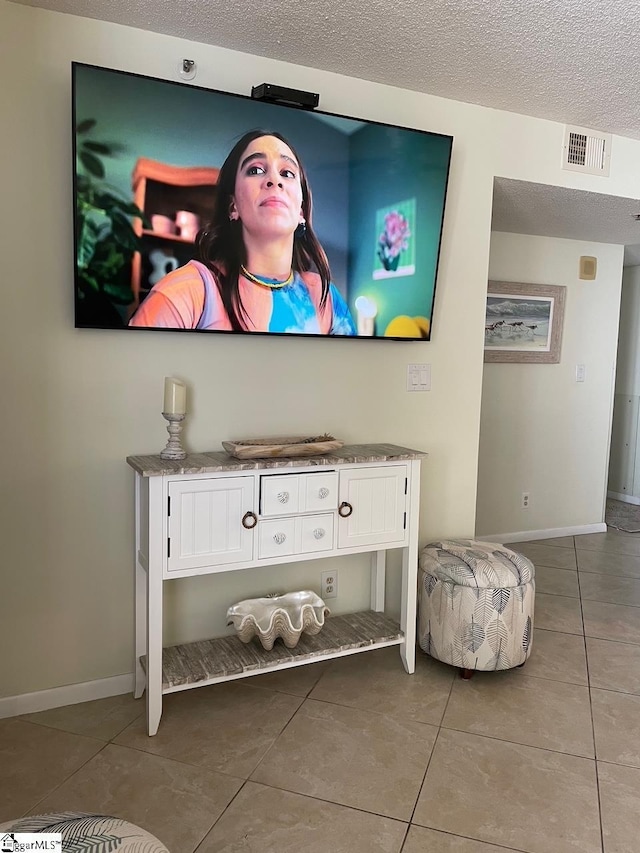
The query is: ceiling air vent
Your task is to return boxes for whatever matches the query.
[562,125,611,176]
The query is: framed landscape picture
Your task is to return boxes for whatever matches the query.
[484,281,566,364]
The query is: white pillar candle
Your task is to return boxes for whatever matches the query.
[163,377,187,414]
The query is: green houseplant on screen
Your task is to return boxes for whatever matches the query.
[75,119,145,326]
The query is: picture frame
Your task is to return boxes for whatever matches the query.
[373,198,416,279]
[484,281,566,364]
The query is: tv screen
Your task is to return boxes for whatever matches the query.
[73,63,453,340]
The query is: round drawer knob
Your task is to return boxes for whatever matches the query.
[313,528,325,539]
[318,487,330,499]
[277,491,290,504]
[338,501,353,518]
[273,532,287,545]
[242,511,257,529]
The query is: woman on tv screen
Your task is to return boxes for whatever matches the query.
[129,130,356,336]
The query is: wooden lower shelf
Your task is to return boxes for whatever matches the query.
[141,610,403,691]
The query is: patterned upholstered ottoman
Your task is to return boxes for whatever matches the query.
[418,539,535,678]
[0,813,169,853]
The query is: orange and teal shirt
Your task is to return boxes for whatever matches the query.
[129,260,356,336]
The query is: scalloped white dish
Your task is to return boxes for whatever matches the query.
[226,590,330,650]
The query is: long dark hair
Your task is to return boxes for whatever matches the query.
[196,129,331,331]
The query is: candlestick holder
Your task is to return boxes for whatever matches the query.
[160,412,187,460]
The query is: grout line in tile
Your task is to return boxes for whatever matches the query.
[596,756,640,770]
[397,822,411,853]
[575,538,605,853]
[403,824,530,853]
[485,667,588,689]
[191,779,249,853]
[402,658,457,829]
[14,717,111,743]
[591,700,606,853]
[438,722,594,761]
[580,593,640,608]
[290,692,444,729]
[407,725,442,826]
[577,568,640,579]
[244,694,310,781]
[574,533,640,555]
[534,626,580,636]
[537,591,584,602]
[232,775,412,824]
[579,574,640,588]
[585,631,640,646]
[22,741,112,818]
[585,633,640,650]
[533,565,579,574]
[108,710,145,741]
[589,683,640,698]
[16,706,145,745]
[244,664,329,700]
[531,625,585,637]
[77,737,248,784]
[437,661,457,724]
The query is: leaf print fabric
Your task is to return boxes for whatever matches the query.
[0,813,170,853]
[492,588,511,613]
[418,539,535,673]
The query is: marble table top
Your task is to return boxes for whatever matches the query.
[127,442,427,477]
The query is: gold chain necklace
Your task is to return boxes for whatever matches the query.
[240,265,294,289]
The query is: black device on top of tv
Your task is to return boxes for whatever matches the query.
[251,83,320,110]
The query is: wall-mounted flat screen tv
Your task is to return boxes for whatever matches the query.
[73,62,453,340]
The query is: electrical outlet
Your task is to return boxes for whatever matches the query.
[522,491,530,509]
[321,569,338,599]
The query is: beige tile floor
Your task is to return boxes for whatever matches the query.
[4,530,640,852]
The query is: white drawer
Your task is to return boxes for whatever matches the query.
[304,472,338,513]
[261,475,301,516]
[258,517,296,559]
[300,513,334,553]
[260,471,338,517]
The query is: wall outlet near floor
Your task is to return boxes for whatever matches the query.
[321,569,338,599]
[521,491,531,509]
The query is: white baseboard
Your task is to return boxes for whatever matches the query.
[476,522,607,545]
[0,672,134,720]
[608,491,640,506]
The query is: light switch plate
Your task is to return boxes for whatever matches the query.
[407,363,431,392]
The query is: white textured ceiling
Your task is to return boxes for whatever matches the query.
[11,0,640,140]
[493,180,640,266]
[10,0,640,263]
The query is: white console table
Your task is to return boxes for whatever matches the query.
[127,443,425,735]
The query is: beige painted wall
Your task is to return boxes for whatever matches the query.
[614,266,640,397]
[608,265,640,498]
[476,233,624,539]
[1,0,638,698]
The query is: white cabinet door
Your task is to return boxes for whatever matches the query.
[168,477,255,572]
[337,466,407,549]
